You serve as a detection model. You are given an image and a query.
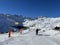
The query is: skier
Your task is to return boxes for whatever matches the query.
[8,29,11,38]
[20,28,22,34]
[36,29,39,35]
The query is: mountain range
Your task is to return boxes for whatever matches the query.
[0,14,33,33]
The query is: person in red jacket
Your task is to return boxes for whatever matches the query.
[20,28,22,34]
[8,29,11,38]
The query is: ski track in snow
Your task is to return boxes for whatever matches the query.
[0,36,60,45]
[47,37,60,45]
[0,29,60,45]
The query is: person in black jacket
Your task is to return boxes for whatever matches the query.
[36,29,39,35]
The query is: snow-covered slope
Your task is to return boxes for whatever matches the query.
[0,32,60,45]
[23,17,60,30]
[0,14,33,32]
[23,17,60,36]
[0,17,60,45]
[1,36,58,45]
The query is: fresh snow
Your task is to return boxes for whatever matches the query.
[0,17,60,45]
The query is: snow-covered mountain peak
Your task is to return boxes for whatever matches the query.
[23,17,60,31]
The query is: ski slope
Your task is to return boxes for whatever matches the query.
[0,29,60,45]
[0,17,60,45]
[0,36,58,45]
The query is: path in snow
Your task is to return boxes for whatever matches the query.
[0,29,60,45]
[0,36,60,45]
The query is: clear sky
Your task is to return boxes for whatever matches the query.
[0,0,60,17]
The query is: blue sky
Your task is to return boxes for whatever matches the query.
[0,0,60,17]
